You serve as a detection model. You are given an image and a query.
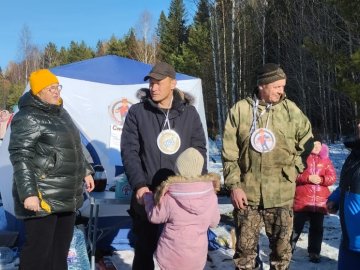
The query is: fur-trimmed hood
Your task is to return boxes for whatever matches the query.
[143,172,220,270]
[318,143,329,159]
[136,87,195,107]
[154,173,221,209]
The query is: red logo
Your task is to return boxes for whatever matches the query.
[108,98,133,125]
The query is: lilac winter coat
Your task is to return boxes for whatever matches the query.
[144,174,221,270]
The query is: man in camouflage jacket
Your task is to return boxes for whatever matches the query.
[222,63,313,270]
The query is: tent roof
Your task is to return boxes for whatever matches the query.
[51,55,194,85]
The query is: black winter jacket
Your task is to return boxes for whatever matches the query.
[9,92,93,219]
[120,88,207,192]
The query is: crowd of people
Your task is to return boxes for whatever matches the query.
[6,62,360,270]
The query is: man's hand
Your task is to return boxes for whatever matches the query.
[24,196,40,212]
[136,186,150,205]
[230,188,248,209]
[84,174,95,192]
[309,175,321,184]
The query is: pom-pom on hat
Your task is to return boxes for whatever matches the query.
[175,147,204,178]
[144,62,176,81]
[257,63,286,85]
[29,69,59,95]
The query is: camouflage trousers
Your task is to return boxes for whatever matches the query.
[233,205,293,270]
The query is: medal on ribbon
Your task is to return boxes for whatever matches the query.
[157,129,181,155]
[157,96,181,155]
[250,127,276,153]
[249,98,276,153]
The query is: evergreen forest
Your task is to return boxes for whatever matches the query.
[1,0,359,141]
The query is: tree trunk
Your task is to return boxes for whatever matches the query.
[210,3,223,138]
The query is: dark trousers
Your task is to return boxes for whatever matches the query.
[129,194,162,270]
[291,211,324,254]
[20,212,76,270]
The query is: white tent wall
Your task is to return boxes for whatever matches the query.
[0,56,208,231]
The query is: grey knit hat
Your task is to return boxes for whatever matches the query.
[257,63,286,85]
[175,147,204,178]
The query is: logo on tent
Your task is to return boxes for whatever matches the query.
[108,98,133,125]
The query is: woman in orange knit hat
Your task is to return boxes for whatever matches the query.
[8,69,95,270]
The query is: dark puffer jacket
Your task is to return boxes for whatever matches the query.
[9,92,93,219]
[121,88,207,192]
[293,144,336,214]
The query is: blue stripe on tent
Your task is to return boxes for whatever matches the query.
[80,133,101,166]
[51,55,194,85]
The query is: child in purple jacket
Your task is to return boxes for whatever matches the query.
[144,147,221,270]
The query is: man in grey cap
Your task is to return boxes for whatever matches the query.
[121,62,207,270]
[222,63,314,269]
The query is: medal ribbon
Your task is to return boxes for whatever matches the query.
[250,95,272,134]
[162,96,173,131]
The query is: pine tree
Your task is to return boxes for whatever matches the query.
[124,29,138,59]
[95,40,107,56]
[67,41,94,63]
[43,42,60,68]
[157,0,188,63]
[106,35,128,57]
[58,47,69,65]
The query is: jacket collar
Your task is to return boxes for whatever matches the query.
[137,88,194,110]
[19,91,63,114]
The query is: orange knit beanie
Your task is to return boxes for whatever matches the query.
[29,69,59,95]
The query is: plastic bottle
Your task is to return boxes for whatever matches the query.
[115,173,132,201]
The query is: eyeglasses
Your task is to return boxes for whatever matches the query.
[46,85,62,94]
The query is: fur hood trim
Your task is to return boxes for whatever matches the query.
[154,172,221,205]
[319,143,329,159]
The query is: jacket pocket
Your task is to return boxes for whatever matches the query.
[46,151,63,176]
[282,166,297,183]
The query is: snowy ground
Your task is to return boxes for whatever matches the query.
[109,202,341,270]
[109,141,348,270]
[0,139,348,269]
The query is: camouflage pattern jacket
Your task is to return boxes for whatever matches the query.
[222,96,313,208]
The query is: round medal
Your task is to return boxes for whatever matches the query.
[157,129,181,155]
[250,128,276,153]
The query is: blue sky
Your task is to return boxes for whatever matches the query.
[0,0,196,69]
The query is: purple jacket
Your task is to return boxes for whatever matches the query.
[144,174,221,270]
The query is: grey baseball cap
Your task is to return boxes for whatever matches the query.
[144,62,176,81]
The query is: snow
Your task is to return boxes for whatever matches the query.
[0,137,344,269]
[109,139,349,270]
